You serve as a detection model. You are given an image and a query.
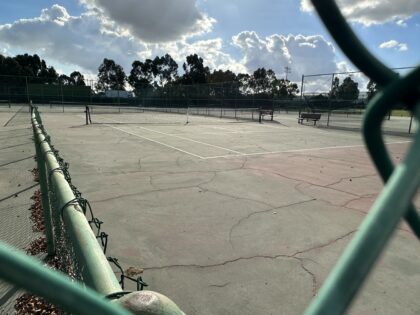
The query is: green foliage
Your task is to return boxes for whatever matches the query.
[249,68,276,94]
[153,54,178,87]
[207,69,236,84]
[70,71,86,86]
[182,54,210,84]
[0,53,58,84]
[367,79,378,100]
[96,58,126,92]
[330,76,359,100]
[272,79,299,98]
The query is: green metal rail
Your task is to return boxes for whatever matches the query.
[0,243,132,315]
[0,1,418,314]
[0,108,184,314]
[33,113,124,296]
[305,1,420,314]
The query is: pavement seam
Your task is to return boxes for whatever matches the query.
[0,183,39,203]
[0,155,35,168]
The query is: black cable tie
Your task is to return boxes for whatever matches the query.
[48,167,63,183]
[105,291,133,300]
[60,198,81,219]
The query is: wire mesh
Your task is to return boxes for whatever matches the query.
[304,0,420,314]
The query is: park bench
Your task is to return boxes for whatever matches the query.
[298,112,321,125]
[258,109,274,123]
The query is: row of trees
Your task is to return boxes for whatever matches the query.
[1,52,368,100]
[0,53,87,87]
[95,54,300,98]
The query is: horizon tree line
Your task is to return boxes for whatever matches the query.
[0,52,368,100]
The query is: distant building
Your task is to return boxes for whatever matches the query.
[104,90,134,98]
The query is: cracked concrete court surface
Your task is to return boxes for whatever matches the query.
[38,110,420,315]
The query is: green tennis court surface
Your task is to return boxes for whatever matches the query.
[1,108,419,314]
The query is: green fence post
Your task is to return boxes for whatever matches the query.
[33,127,55,256]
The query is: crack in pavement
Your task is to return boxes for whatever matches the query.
[291,230,357,257]
[246,166,362,197]
[142,230,357,297]
[143,254,318,296]
[209,282,231,288]
[298,259,317,297]
[340,194,376,209]
[287,153,370,168]
[246,164,375,192]
[326,173,378,188]
[228,198,316,248]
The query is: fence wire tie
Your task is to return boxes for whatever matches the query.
[48,166,64,183]
[97,231,108,254]
[60,198,83,219]
[106,257,148,291]
[105,291,133,301]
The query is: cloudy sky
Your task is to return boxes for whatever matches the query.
[0,0,419,90]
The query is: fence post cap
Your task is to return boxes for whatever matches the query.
[116,290,184,315]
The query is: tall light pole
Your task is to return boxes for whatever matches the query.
[284,66,291,81]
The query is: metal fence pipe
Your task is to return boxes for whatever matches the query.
[32,112,185,315]
[0,242,132,315]
[33,127,55,255]
[33,118,122,296]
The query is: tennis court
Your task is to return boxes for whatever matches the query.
[28,107,419,315]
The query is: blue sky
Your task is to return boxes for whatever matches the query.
[0,0,418,90]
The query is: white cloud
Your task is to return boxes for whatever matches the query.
[301,0,420,26]
[379,40,399,49]
[79,0,216,42]
[232,31,338,81]
[0,5,146,72]
[139,39,247,74]
[0,4,351,93]
[379,40,408,51]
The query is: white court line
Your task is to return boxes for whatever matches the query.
[88,115,412,161]
[101,115,246,156]
[104,124,206,159]
[202,140,413,160]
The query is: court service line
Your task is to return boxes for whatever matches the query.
[103,124,206,159]
[202,140,413,160]
[101,116,246,156]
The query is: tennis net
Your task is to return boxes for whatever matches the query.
[84,105,264,125]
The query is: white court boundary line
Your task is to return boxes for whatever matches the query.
[104,124,206,159]
[202,140,413,160]
[100,115,246,156]
[90,116,412,160]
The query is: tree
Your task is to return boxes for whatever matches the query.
[237,73,251,95]
[12,54,58,82]
[70,71,86,86]
[207,70,236,84]
[330,77,340,99]
[367,79,378,100]
[58,74,73,85]
[249,68,277,94]
[152,54,178,87]
[182,54,209,84]
[272,79,299,98]
[14,54,42,77]
[337,76,359,100]
[128,59,154,95]
[0,55,22,75]
[330,76,359,100]
[96,58,126,91]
